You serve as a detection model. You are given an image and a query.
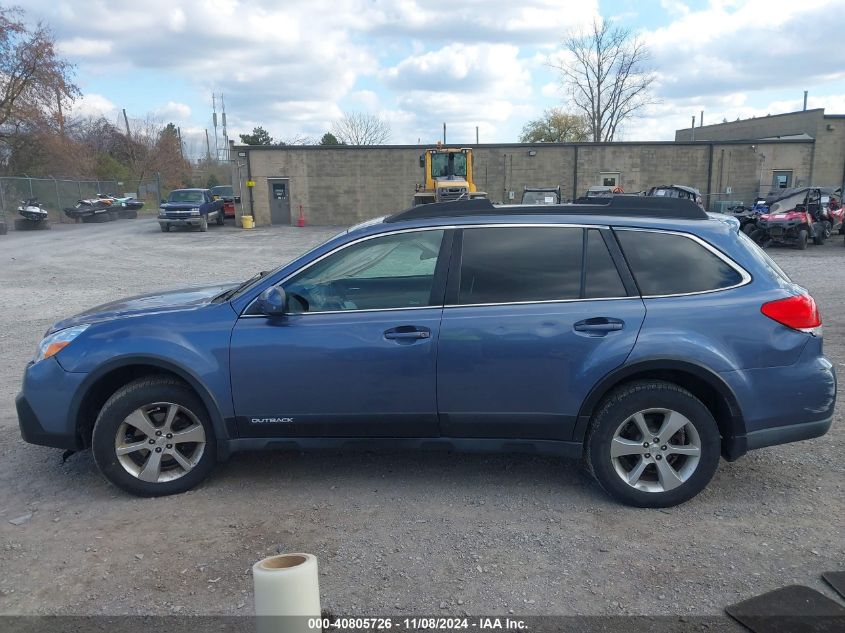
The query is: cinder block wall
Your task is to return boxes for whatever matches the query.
[239,140,815,226]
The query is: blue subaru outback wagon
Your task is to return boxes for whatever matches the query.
[16,197,836,507]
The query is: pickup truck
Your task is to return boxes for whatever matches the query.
[158,188,224,232]
[209,185,238,220]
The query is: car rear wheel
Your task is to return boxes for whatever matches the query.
[586,380,720,507]
[92,377,217,496]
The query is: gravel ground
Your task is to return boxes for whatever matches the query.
[0,218,843,618]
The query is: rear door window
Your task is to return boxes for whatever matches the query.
[585,230,626,299]
[458,227,583,304]
[616,230,743,296]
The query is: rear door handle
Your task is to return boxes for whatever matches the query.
[573,318,624,335]
[384,326,431,341]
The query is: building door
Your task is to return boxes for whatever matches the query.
[771,170,792,190]
[268,179,290,225]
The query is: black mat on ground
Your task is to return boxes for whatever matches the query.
[823,572,845,600]
[725,585,845,633]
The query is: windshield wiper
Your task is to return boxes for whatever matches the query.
[214,270,270,302]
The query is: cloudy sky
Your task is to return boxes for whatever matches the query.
[24,0,845,156]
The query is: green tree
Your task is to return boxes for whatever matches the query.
[238,126,273,145]
[319,132,341,145]
[519,108,590,143]
[206,173,219,188]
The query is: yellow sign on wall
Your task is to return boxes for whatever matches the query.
[246,180,256,188]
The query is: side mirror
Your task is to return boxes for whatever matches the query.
[257,286,287,317]
[160,198,166,204]
[234,196,241,204]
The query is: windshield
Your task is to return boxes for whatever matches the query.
[430,152,467,178]
[168,191,204,203]
[522,191,558,205]
[210,186,233,196]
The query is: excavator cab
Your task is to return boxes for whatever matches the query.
[413,147,487,206]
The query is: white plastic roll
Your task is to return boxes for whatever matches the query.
[253,553,321,633]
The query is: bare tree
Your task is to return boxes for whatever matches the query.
[519,108,590,143]
[332,112,391,145]
[0,6,78,146]
[551,19,656,142]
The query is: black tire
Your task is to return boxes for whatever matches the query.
[796,228,808,250]
[199,217,208,232]
[749,228,766,245]
[159,223,170,232]
[741,223,755,235]
[585,380,721,508]
[14,218,50,231]
[216,211,224,226]
[812,223,826,245]
[92,377,217,497]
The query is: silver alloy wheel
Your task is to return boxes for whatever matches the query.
[114,402,206,483]
[610,408,701,493]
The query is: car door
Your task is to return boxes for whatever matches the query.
[437,225,646,440]
[229,228,451,438]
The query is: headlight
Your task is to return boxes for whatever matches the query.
[34,324,90,364]
[190,207,200,215]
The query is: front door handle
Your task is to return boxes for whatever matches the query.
[573,318,624,335]
[384,326,431,341]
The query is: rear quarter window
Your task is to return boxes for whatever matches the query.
[616,230,744,296]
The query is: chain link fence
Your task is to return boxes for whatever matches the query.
[0,176,161,225]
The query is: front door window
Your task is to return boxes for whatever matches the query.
[283,230,445,312]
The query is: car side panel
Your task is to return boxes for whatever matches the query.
[629,286,810,372]
[719,335,836,434]
[55,304,237,426]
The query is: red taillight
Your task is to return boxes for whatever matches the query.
[761,294,821,332]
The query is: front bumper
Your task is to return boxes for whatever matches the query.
[159,216,204,227]
[16,357,87,450]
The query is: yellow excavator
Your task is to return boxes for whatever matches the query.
[413,146,487,206]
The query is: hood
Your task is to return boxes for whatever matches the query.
[761,210,808,221]
[160,201,203,211]
[51,282,238,332]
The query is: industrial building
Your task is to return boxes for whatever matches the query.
[232,108,844,226]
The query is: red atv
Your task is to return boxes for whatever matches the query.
[750,187,840,249]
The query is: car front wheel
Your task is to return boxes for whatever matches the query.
[586,380,720,508]
[92,377,216,496]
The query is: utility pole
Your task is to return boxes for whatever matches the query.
[122,109,131,138]
[205,129,212,162]
[177,127,184,159]
[691,115,696,141]
[476,126,479,144]
[700,110,704,127]
[443,122,446,144]
[803,90,808,111]
[220,94,229,162]
[212,94,220,163]
[56,89,65,137]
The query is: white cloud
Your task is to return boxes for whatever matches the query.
[67,93,118,120]
[56,37,112,57]
[153,101,192,121]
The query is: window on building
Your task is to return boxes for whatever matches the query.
[600,172,620,187]
[772,170,792,189]
[616,230,743,296]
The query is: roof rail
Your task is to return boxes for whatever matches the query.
[384,195,708,223]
